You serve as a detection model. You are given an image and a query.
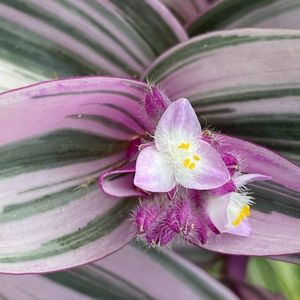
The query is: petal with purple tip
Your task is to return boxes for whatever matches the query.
[176,140,230,190]
[134,145,176,192]
[202,180,300,255]
[206,193,230,234]
[228,219,251,237]
[206,192,252,237]
[100,162,145,197]
[155,98,202,151]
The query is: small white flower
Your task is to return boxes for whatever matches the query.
[134,99,230,192]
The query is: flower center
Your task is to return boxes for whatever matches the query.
[177,142,200,170]
[178,142,190,150]
[232,204,251,227]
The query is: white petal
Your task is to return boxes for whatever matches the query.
[205,193,231,233]
[228,219,251,236]
[175,140,230,190]
[155,98,201,151]
[206,192,252,236]
[134,145,176,192]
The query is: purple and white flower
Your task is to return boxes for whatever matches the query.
[101,87,270,246]
[134,98,230,192]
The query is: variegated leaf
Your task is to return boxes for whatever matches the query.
[0,76,149,273]
[270,254,300,264]
[200,136,300,256]
[0,0,187,91]
[143,28,300,162]
[0,244,239,300]
[161,0,221,27]
[189,0,300,36]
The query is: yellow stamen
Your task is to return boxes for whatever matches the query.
[183,158,190,168]
[244,204,251,217]
[232,205,251,227]
[178,142,190,150]
[189,162,196,170]
[193,154,200,161]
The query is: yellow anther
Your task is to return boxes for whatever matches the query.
[178,142,190,150]
[183,158,190,168]
[193,154,200,161]
[232,205,251,227]
[178,143,186,149]
[189,162,196,170]
[243,205,251,217]
[232,217,242,227]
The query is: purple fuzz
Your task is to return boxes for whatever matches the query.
[144,86,170,125]
[133,192,221,247]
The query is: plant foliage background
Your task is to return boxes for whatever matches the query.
[0,0,299,299]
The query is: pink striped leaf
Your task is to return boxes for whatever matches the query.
[141,26,300,256]
[188,0,300,36]
[219,136,300,192]
[269,254,300,264]
[0,244,239,300]
[226,280,284,300]
[0,0,187,91]
[0,77,149,273]
[200,137,300,255]
[161,0,221,27]
[143,28,300,162]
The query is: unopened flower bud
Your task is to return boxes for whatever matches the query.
[133,203,160,234]
[145,221,176,247]
[221,153,239,176]
[144,86,170,125]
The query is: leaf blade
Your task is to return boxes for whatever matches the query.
[0,244,239,300]
[0,0,187,91]
[143,28,300,161]
[0,77,148,273]
[188,0,300,36]
[199,137,300,256]
[161,0,221,27]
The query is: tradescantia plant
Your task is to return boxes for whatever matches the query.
[100,93,270,246]
[0,0,299,286]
